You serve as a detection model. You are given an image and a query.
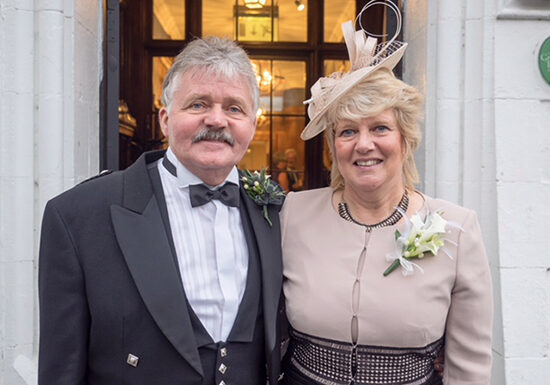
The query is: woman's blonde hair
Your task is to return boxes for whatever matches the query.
[324,67,423,191]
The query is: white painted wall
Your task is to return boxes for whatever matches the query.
[404,0,550,384]
[494,0,550,382]
[0,1,101,384]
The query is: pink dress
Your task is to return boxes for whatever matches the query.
[281,187,492,385]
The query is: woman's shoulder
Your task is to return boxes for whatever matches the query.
[281,187,333,219]
[420,192,477,225]
[285,186,332,202]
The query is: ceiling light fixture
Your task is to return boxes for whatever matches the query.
[295,0,305,12]
[244,0,267,9]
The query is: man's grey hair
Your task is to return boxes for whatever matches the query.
[161,36,260,114]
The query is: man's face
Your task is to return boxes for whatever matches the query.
[159,68,257,185]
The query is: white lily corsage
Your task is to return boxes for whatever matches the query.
[383,210,461,277]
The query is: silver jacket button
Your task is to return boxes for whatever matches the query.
[126,354,139,367]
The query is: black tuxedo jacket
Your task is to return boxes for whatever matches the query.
[38,151,283,385]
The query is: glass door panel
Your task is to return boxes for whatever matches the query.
[152,56,175,145]
[153,0,186,39]
[240,116,271,170]
[277,0,307,42]
[202,0,307,42]
[272,116,305,192]
[241,58,306,191]
[324,59,351,76]
[324,0,355,42]
[272,60,306,115]
[152,57,174,109]
[203,0,234,38]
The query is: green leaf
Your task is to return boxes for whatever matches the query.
[383,260,401,276]
[395,229,401,240]
[263,205,273,227]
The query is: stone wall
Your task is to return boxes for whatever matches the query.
[0,1,101,384]
[404,0,550,383]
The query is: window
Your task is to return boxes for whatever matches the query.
[120,0,392,189]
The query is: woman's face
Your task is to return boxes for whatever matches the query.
[334,109,405,194]
[276,160,287,170]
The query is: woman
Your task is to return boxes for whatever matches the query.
[280,3,493,385]
[284,148,304,192]
[273,152,291,193]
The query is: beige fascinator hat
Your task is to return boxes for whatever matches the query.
[301,0,407,140]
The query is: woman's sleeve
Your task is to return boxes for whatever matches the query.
[444,210,493,385]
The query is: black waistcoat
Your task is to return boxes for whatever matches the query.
[147,163,268,385]
[187,201,266,385]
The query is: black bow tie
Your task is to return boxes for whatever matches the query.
[162,154,240,208]
[189,183,240,208]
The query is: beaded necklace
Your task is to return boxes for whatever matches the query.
[338,190,409,231]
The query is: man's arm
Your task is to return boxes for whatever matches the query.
[38,200,90,385]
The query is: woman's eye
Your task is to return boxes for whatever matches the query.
[373,125,390,133]
[339,128,356,137]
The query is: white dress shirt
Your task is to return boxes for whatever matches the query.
[158,148,249,342]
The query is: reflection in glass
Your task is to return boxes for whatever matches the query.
[152,57,175,145]
[272,116,306,192]
[324,0,355,42]
[203,0,307,42]
[237,0,277,42]
[278,0,307,42]
[272,60,306,114]
[152,57,174,109]
[242,59,306,179]
[323,59,351,76]
[203,0,234,38]
[240,116,271,171]
[252,60,306,116]
[153,0,185,40]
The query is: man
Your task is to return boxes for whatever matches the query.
[38,37,283,385]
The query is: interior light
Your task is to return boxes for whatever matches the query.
[245,0,267,9]
[295,0,305,11]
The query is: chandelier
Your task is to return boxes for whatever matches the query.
[244,0,267,9]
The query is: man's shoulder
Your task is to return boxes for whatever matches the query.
[77,169,115,185]
[52,150,164,205]
[48,168,125,211]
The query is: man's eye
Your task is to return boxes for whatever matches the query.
[190,102,205,110]
[228,106,243,113]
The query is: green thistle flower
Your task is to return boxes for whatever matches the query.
[241,168,285,227]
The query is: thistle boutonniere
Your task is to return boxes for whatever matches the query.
[241,169,285,227]
[383,210,460,277]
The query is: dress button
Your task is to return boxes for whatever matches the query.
[220,347,227,357]
[219,363,227,374]
[219,381,226,385]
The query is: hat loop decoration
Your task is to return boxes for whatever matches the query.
[301,0,407,140]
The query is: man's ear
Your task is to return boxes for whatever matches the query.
[159,107,169,137]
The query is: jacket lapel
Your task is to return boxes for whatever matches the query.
[239,185,283,354]
[110,151,203,377]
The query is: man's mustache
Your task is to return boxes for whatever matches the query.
[192,128,235,146]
